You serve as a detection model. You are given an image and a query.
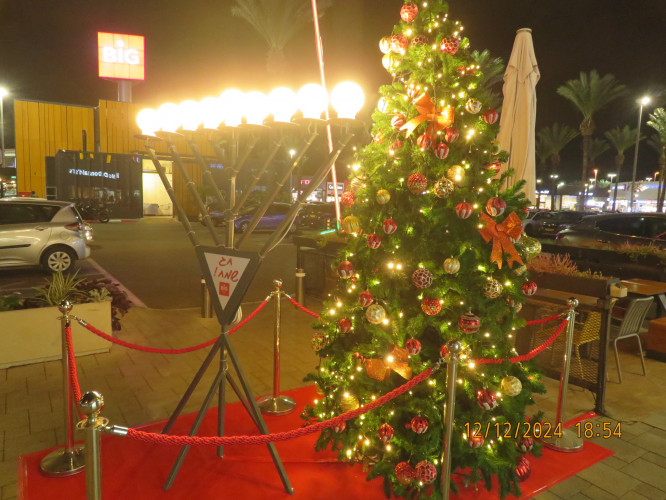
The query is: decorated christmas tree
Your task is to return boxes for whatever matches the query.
[303,1,545,498]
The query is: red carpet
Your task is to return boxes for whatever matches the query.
[18,386,613,499]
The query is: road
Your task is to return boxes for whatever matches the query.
[0,218,299,309]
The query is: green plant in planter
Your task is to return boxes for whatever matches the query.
[617,242,666,265]
[31,271,87,306]
[527,253,604,279]
[0,294,24,312]
[75,278,132,331]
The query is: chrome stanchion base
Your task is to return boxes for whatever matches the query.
[257,395,296,416]
[538,427,583,453]
[39,445,85,476]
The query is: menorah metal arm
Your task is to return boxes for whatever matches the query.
[236,132,318,249]
[165,140,221,247]
[233,137,286,214]
[258,132,354,258]
[187,141,228,215]
[144,144,199,248]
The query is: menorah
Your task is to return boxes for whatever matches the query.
[134,82,365,492]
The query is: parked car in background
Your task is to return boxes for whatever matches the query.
[201,201,226,226]
[300,203,336,230]
[0,199,91,272]
[556,213,666,249]
[523,211,593,237]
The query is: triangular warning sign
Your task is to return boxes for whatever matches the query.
[196,246,262,327]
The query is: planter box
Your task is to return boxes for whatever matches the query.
[530,272,619,298]
[0,301,112,369]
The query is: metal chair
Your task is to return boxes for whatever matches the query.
[610,296,652,384]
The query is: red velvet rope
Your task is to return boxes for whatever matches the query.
[64,324,84,418]
[474,317,568,365]
[286,296,320,318]
[81,300,268,354]
[125,367,435,446]
[525,314,560,326]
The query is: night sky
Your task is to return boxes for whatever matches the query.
[1,0,665,181]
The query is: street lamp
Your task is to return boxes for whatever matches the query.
[630,96,652,212]
[608,173,619,211]
[0,88,7,170]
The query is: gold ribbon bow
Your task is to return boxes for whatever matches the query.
[400,93,455,138]
[478,212,525,270]
[365,345,413,381]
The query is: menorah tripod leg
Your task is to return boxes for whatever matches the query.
[162,334,293,494]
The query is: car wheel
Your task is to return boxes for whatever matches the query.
[524,225,534,236]
[289,223,298,234]
[42,247,76,273]
[99,212,110,223]
[238,222,249,234]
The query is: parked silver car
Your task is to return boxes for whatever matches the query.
[0,199,92,272]
[556,213,666,249]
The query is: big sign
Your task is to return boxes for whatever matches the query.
[98,32,145,81]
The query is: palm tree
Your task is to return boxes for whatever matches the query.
[587,138,610,170]
[648,109,666,211]
[557,71,627,203]
[535,138,550,171]
[537,123,579,173]
[605,126,641,211]
[232,0,332,74]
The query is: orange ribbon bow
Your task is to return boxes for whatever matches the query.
[365,345,413,381]
[478,212,525,270]
[400,93,455,138]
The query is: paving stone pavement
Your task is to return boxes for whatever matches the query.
[1,298,666,500]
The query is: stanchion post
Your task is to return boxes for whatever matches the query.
[78,392,108,500]
[257,280,297,416]
[40,300,85,477]
[539,298,584,452]
[441,339,462,500]
[295,268,305,307]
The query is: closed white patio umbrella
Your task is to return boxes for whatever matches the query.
[496,28,540,205]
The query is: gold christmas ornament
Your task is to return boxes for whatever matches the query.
[433,178,454,198]
[376,189,391,205]
[382,53,400,71]
[311,332,328,351]
[379,37,392,54]
[501,376,523,397]
[465,98,483,114]
[490,140,501,154]
[443,257,460,274]
[340,393,360,412]
[483,278,503,299]
[520,235,542,263]
[366,304,387,324]
[342,216,361,234]
[513,264,528,276]
[447,165,465,183]
[350,177,364,193]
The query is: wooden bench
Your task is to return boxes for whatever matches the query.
[647,317,666,361]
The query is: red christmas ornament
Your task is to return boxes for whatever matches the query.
[391,114,406,130]
[477,388,498,410]
[407,173,428,194]
[439,344,449,358]
[400,2,418,22]
[333,422,346,433]
[378,423,395,443]
[411,35,429,46]
[522,281,538,296]
[434,142,450,159]
[487,161,502,174]
[456,202,473,219]
[412,268,433,289]
[416,133,432,150]
[391,34,409,54]
[390,140,404,152]
[395,462,416,487]
[440,36,460,55]
[383,218,398,234]
[341,191,355,207]
[338,318,352,334]
[416,461,437,484]
[353,351,366,363]
[373,132,385,144]
[518,436,534,453]
[367,233,382,249]
[405,339,421,355]
[445,127,459,143]
[359,291,375,307]
[483,109,499,124]
[337,261,354,279]
[468,433,485,448]
[515,456,531,482]
[459,312,480,334]
[406,86,420,99]
[421,297,442,316]
[486,197,507,217]
[406,416,429,434]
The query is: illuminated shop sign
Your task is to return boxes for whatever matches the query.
[69,169,120,179]
[98,32,145,80]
